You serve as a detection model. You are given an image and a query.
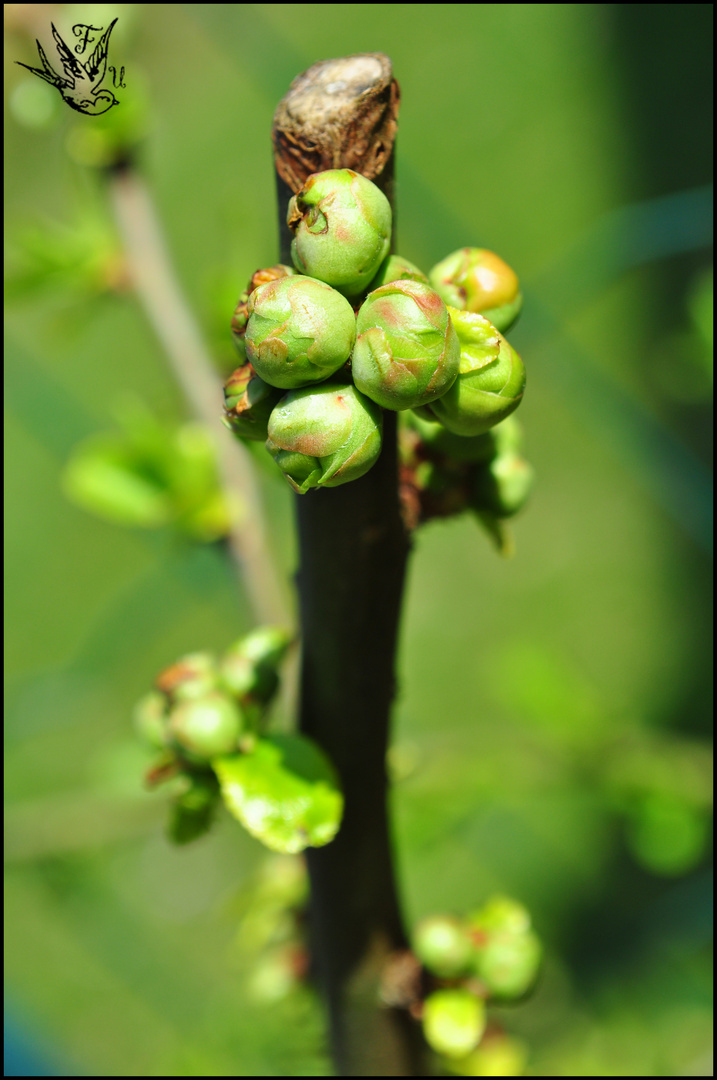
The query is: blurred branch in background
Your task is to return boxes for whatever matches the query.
[108,166,290,626]
[6,4,290,629]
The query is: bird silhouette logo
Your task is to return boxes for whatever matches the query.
[15,19,123,116]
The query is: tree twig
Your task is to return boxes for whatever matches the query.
[274,54,428,1076]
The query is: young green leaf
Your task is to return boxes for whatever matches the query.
[214,735,343,854]
[167,772,220,846]
[62,437,171,527]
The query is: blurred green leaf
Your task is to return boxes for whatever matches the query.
[167,771,220,846]
[214,735,343,854]
[5,213,126,300]
[9,76,60,130]
[61,402,235,540]
[625,792,711,876]
[62,434,172,526]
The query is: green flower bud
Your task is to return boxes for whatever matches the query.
[448,1033,528,1077]
[468,896,541,1000]
[430,310,525,435]
[407,411,499,464]
[429,248,523,333]
[413,915,474,978]
[367,253,429,290]
[231,265,297,361]
[155,651,218,703]
[220,650,264,701]
[422,989,486,1059]
[472,929,542,1000]
[468,896,532,936]
[287,169,391,297]
[238,626,292,668]
[247,946,303,1004]
[133,690,169,749]
[352,281,460,411]
[220,626,292,703]
[472,452,534,518]
[266,381,382,494]
[169,692,244,760]
[246,275,356,389]
[222,363,284,442]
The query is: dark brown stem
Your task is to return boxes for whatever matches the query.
[273,56,428,1076]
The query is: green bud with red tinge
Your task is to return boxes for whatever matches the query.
[468,896,542,1000]
[168,691,245,760]
[472,929,542,1000]
[429,248,523,334]
[422,989,487,1059]
[468,895,532,936]
[220,651,264,703]
[245,275,356,389]
[352,281,460,411]
[266,381,382,493]
[155,651,218,703]
[367,253,429,290]
[287,169,392,297]
[223,363,284,442]
[430,310,525,435]
[231,265,297,361]
[220,626,292,703]
[413,914,474,978]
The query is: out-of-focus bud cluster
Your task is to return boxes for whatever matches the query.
[135,628,290,840]
[224,170,527,506]
[411,896,542,1073]
[232,855,309,1004]
[398,411,534,553]
[133,627,344,854]
[135,628,293,762]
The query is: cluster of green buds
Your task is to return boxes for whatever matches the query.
[412,896,541,1071]
[399,411,534,552]
[133,628,344,853]
[224,170,527,501]
[234,855,309,1005]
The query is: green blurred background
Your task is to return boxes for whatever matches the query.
[4,4,712,1075]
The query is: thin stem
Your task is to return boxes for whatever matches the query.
[108,166,290,629]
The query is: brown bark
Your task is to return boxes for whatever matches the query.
[273,55,428,1076]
